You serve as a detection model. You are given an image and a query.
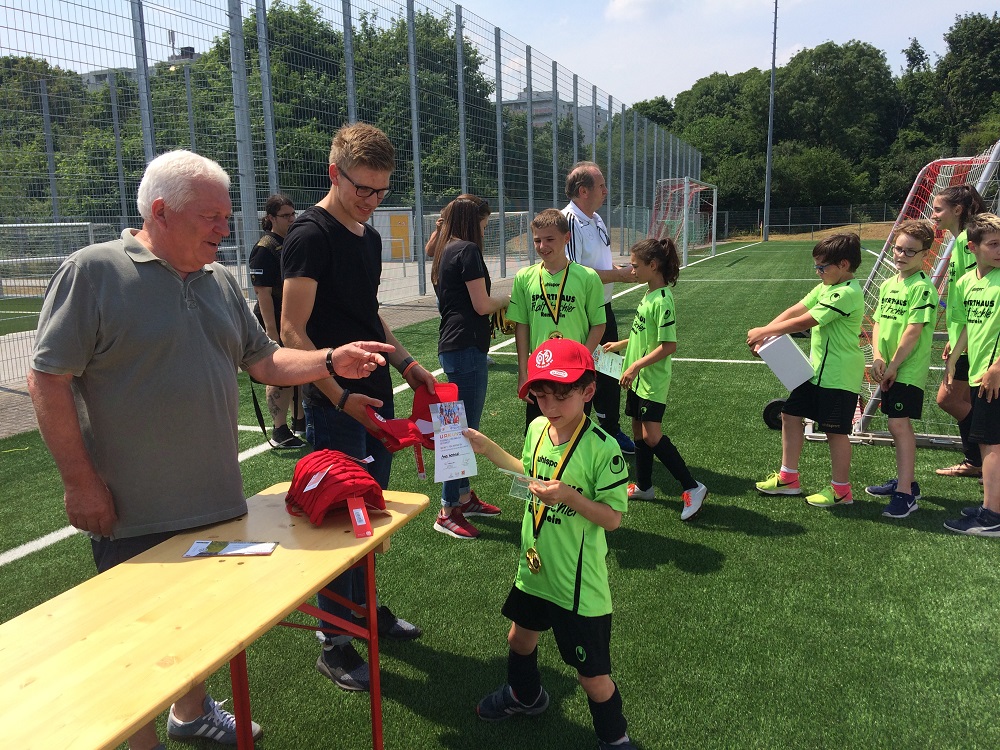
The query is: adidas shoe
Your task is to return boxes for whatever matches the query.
[460,491,501,517]
[681,481,707,521]
[167,695,262,744]
[805,486,853,508]
[434,509,480,539]
[755,472,802,495]
[882,491,918,519]
[476,684,550,721]
[271,424,304,448]
[627,483,655,501]
[865,478,921,499]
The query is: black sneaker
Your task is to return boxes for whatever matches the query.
[376,605,422,640]
[292,416,306,437]
[944,506,1000,536]
[316,642,370,692]
[961,504,985,518]
[882,491,918,519]
[272,424,304,448]
[476,684,549,721]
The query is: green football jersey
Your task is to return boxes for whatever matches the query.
[954,267,1000,387]
[507,261,606,352]
[946,230,977,348]
[623,286,677,404]
[516,417,629,617]
[801,280,865,393]
[874,271,939,389]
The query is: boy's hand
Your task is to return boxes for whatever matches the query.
[980,363,1000,403]
[881,363,898,391]
[747,327,769,352]
[528,478,579,508]
[870,358,886,383]
[462,428,490,455]
[603,340,627,353]
[619,362,640,390]
[517,373,531,402]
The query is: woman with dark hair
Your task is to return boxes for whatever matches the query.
[431,194,509,539]
[249,194,304,447]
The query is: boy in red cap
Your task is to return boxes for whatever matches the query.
[463,339,636,750]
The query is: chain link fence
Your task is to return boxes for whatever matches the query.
[0,0,700,386]
[721,203,903,240]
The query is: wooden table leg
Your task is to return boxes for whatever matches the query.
[229,650,255,748]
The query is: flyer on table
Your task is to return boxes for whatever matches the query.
[431,401,478,483]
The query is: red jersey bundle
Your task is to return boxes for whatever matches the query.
[285,450,385,526]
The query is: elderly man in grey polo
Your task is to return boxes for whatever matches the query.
[27,150,392,750]
[561,161,636,455]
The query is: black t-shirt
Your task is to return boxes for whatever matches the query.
[281,206,390,403]
[434,239,492,353]
[248,231,283,328]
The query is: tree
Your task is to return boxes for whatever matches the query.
[937,12,1000,149]
[633,95,674,129]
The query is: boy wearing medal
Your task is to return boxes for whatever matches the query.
[464,339,636,750]
[507,209,606,428]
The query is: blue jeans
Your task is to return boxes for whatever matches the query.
[438,347,489,507]
[305,399,394,646]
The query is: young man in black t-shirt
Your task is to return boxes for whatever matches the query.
[282,123,437,692]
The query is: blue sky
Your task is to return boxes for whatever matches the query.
[453,0,999,103]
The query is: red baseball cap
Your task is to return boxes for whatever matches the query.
[517,338,596,399]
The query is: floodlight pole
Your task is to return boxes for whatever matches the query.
[762,0,778,242]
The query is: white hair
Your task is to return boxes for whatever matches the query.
[136,150,230,220]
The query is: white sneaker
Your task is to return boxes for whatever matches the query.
[681,481,707,521]
[627,483,655,501]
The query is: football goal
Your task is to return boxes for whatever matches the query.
[648,177,718,265]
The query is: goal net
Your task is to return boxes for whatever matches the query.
[808,139,1000,448]
[648,177,718,265]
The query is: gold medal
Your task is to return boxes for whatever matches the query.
[549,330,563,339]
[525,547,542,574]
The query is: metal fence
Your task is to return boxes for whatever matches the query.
[0,0,700,386]
[720,203,903,239]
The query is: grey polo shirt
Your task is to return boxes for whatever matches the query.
[32,229,278,539]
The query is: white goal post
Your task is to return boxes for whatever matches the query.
[648,177,718,265]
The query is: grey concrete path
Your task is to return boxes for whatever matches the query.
[0,281,513,440]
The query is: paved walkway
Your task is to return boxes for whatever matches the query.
[0,282,513,440]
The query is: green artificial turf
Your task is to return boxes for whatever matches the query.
[3,240,998,749]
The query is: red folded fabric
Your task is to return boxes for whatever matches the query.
[285,449,385,526]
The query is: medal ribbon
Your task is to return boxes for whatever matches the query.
[528,414,588,540]
[538,262,571,326]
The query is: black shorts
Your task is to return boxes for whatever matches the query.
[969,389,1000,445]
[954,354,970,383]
[781,381,858,435]
[624,390,666,423]
[879,382,924,420]
[501,585,613,678]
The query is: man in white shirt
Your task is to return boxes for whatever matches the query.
[561,161,636,454]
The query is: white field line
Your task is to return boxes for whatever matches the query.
[2,246,772,567]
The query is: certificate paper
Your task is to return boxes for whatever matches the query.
[431,401,478,483]
[183,540,277,557]
[593,346,624,380]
